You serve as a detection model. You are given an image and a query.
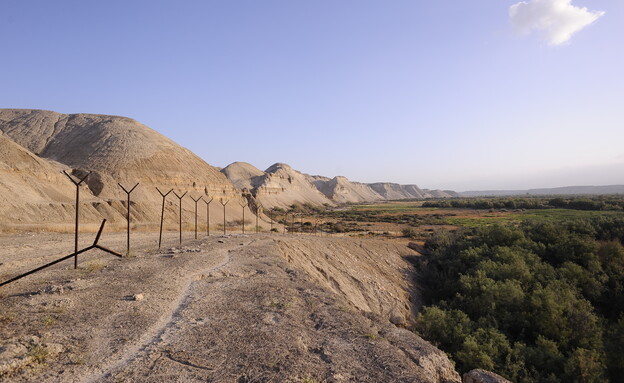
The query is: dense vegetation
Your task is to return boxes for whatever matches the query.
[416,217,624,382]
[422,196,624,211]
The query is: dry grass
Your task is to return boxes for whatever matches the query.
[27,343,49,365]
[0,310,16,325]
[42,314,56,328]
[82,261,105,275]
[362,332,379,341]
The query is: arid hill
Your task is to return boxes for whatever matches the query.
[0,109,254,230]
[314,176,384,204]
[220,161,265,191]
[231,162,336,209]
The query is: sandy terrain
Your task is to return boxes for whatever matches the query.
[0,231,460,382]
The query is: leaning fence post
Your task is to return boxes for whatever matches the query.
[240,202,248,234]
[63,170,90,269]
[118,182,139,256]
[173,191,187,244]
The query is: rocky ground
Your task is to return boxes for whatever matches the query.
[0,231,462,383]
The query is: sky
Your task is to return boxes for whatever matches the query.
[1,0,623,191]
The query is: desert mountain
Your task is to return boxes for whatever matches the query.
[220,161,265,191]
[368,183,459,199]
[252,163,335,209]
[0,109,253,228]
[314,176,384,204]
[368,182,421,200]
[423,188,460,198]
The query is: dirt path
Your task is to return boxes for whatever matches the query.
[86,247,234,382]
[1,234,460,383]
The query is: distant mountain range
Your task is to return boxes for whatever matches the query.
[220,162,459,209]
[461,185,624,197]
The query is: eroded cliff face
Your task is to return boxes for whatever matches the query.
[251,163,335,209]
[0,109,253,229]
[220,161,265,191]
[314,176,384,204]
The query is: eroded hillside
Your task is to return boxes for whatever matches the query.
[0,109,256,230]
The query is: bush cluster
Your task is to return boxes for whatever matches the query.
[422,196,624,211]
[416,217,624,382]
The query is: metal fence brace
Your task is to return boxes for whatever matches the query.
[63,170,91,269]
[0,219,122,288]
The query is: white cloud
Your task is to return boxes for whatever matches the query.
[510,0,605,45]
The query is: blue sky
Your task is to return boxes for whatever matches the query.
[1,1,622,191]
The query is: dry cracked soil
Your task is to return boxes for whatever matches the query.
[0,230,460,383]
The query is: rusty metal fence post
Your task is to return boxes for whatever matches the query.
[256,205,261,234]
[63,170,91,269]
[220,199,229,235]
[203,197,213,236]
[118,182,139,256]
[240,202,247,234]
[173,191,187,244]
[191,195,203,239]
